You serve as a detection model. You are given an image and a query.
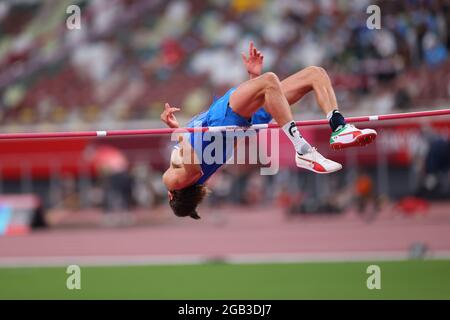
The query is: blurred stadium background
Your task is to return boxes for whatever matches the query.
[0,0,449,299]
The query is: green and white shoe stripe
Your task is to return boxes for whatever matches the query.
[330,124,349,143]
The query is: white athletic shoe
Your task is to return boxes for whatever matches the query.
[295,148,342,174]
[330,124,377,150]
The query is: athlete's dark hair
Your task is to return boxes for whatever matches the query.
[169,184,208,220]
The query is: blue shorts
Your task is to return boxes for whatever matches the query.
[184,87,272,184]
[207,87,272,127]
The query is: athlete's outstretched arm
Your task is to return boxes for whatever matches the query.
[241,41,264,80]
[161,103,202,190]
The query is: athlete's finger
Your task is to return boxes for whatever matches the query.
[253,47,257,57]
[241,52,248,63]
[165,103,171,110]
[249,41,254,56]
[170,107,180,112]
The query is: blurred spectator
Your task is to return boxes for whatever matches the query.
[354,171,380,222]
[88,145,133,226]
[416,128,450,199]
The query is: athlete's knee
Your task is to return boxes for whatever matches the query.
[305,66,326,76]
[305,66,328,83]
[261,72,281,90]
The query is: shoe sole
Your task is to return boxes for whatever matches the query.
[296,162,343,174]
[330,132,377,150]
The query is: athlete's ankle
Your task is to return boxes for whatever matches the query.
[327,109,346,132]
[296,143,312,155]
[282,121,312,155]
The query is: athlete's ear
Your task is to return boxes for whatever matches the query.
[168,191,174,201]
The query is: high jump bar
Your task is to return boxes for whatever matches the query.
[0,108,449,140]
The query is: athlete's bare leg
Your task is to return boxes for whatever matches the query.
[280,66,377,150]
[229,72,294,126]
[280,66,338,115]
[229,71,342,174]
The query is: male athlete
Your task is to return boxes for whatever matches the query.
[161,42,377,219]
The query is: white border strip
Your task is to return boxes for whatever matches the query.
[1,250,450,268]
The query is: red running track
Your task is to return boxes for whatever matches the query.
[0,204,449,266]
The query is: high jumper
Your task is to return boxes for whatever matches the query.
[160,42,377,219]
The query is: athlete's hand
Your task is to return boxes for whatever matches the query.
[241,41,264,78]
[161,103,180,128]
